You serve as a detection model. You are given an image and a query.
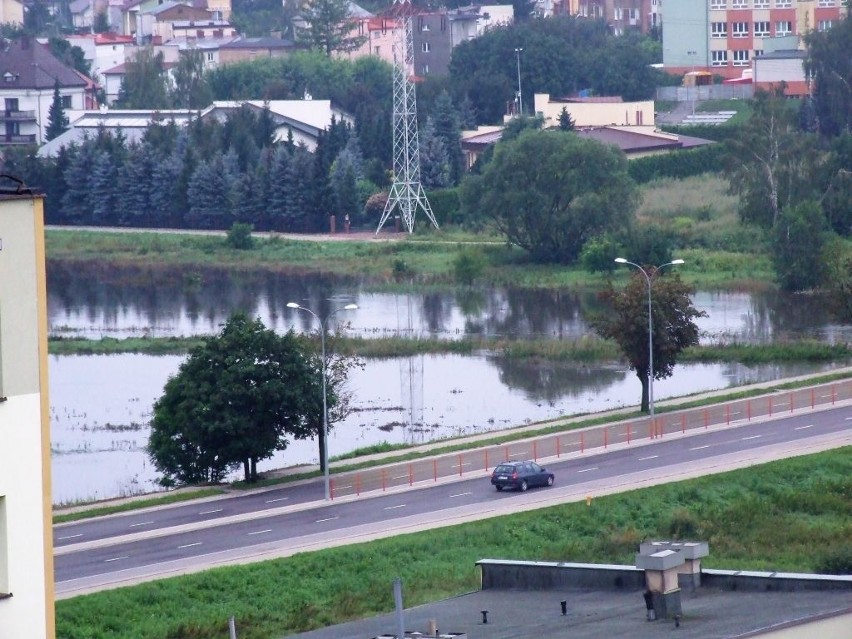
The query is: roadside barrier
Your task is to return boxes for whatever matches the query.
[326,380,852,500]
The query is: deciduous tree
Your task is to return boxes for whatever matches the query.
[460,129,638,263]
[805,11,852,137]
[592,272,705,413]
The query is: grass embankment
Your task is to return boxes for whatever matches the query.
[48,333,852,364]
[53,488,226,525]
[55,448,852,639]
[45,174,775,290]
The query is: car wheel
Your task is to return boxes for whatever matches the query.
[495,485,503,492]
[519,480,528,492]
[547,476,554,487]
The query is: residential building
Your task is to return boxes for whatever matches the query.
[65,32,136,84]
[100,56,177,104]
[150,2,216,42]
[337,16,401,65]
[411,6,481,77]
[0,184,54,639]
[0,37,89,146]
[218,36,298,66]
[200,99,354,151]
[160,36,236,70]
[533,93,655,127]
[663,0,848,80]
[119,0,231,41]
[556,0,659,34]
[0,0,23,25]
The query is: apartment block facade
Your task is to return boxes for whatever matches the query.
[0,188,54,639]
[664,0,847,79]
[556,1,660,34]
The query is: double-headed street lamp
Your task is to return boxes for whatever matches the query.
[286,301,358,500]
[614,258,684,419]
[514,47,523,116]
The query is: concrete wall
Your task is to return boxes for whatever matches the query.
[478,560,646,591]
[662,0,708,69]
[0,193,54,639]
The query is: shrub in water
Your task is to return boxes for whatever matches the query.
[225,223,255,250]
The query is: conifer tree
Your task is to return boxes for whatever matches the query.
[46,81,69,142]
[419,118,451,189]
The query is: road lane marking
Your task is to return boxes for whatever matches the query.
[846,417,852,421]
[57,534,83,541]
[178,542,202,549]
[638,455,658,461]
[104,556,128,563]
[316,516,339,523]
[393,474,409,480]
[248,529,272,536]
[129,521,154,528]
[265,497,289,503]
[577,467,598,473]
[384,504,406,510]
[199,508,223,515]
[794,425,813,431]
[450,492,472,498]
[741,435,761,441]
[690,445,710,451]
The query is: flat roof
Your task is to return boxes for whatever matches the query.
[283,586,852,639]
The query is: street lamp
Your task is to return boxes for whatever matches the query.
[613,258,684,419]
[286,301,358,500]
[514,47,523,116]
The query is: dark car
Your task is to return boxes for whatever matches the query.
[490,460,554,492]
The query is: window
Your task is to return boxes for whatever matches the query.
[711,22,727,37]
[753,49,764,57]
[206,51,214,61]
[60,95,71,109]
[753,0,768,7]
[818,19,834,31]
[818,0,836,6]
[0,496,8,597]
[421,64,429,75]
[775,20,792,35]
[732,0,748,7]
[711,0,726,8]
[421,42,430,52]
[614,7,622,19]
[733,49,750,66]
[754,21,770,37]
[712,50,728,66]
[374,46,380,55]
[775,0,791,7]
[732,22,749,38]
[4,98,17,112]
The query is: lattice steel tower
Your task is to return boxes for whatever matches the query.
[376,0,439,234]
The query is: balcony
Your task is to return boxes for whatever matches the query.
[0,109,37,122]
[0,134,38,145]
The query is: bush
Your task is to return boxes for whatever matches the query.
[629,144,727,184]
[427,187,462,226]
[452,248,487,285]
[225,222,255,250]
[580,234,623,273]
[815,544,852,575]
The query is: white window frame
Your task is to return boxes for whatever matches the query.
[753,0,769,7]
[733,49,750,66]
[817,0,835,7]
[711,0,726,8]
[775,0,791,7]
[818,19,834,31]
[775,20,792,36]
[421,42,430,53]
[754,21,770,37]
[732,22,749,38]
[732,0,748,7]
[711,50,729,67]
[711,22,728,38]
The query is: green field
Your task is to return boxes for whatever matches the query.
[55,448,852,639]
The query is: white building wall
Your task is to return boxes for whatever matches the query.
[533,94,655,127]
[0,195,53,639]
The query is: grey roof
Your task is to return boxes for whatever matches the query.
[69,0,91,14]
[0,38,88,90]
[220,36,297,50]
[283,579,852,639]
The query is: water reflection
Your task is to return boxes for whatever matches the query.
[49,351,841,504]
[47,262,852,343]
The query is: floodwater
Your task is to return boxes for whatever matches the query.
[46,264,851,504]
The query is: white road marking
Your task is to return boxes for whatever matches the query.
[129,521,153,528]
[178,542,202,549]
[104,556,128,563]
[248,529,272,536]
[638,455,658,461]
[265,497,289,503]
[845,417,852,421]
[393,474,409,480]
[58,534,83,541]
[577,467,597,473]
[316,516,339,523]
[690,445,710,451]
[794,425,813,431]
[742,435,761,441]
[384,504,406,510]
[450,492,472,498]
[199,508,223,515]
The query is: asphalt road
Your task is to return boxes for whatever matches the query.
[54,403,852,598]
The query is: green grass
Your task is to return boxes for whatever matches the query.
[696,98,754,124]
[55,448,852,639]
[53,488,227,524]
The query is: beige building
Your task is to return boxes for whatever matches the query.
[533,93,655,127]
[0,0,23,25]
[0,187,54,639]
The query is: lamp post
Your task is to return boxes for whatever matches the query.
[286,301,358,500]
[613,258,684,418]
[514,47,523,116]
